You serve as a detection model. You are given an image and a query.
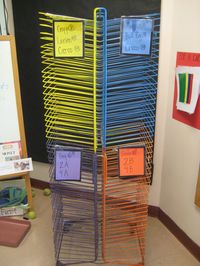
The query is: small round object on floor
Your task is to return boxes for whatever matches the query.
[43,188,51,196]
[31,189,36,198]
[27,211,37,220]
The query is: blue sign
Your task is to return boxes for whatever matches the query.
[121,17,153,55]
[55,150,81,181]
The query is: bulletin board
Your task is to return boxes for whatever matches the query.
[0,35,33,208]
[172,52,200,130]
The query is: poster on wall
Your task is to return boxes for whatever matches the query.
[172,52,200,130]
[53,20,84,58]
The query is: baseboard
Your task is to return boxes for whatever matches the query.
[31,179,200,262]
[158,208,200,262]
[148,205,160,217]
[31,178,50,190]
[148,205,200,262]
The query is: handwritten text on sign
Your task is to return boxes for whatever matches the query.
[119,147,145,177]
[121,18,153,55]
[55,150,81,181]
[54,21,84,58]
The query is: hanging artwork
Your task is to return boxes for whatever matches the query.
[175,66,200,114]
[172,52,200,129]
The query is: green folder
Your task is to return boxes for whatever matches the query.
[178,73,186,103]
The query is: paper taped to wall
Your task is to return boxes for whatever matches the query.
[176,66,200,114]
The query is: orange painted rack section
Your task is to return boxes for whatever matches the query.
[102,138,153,265]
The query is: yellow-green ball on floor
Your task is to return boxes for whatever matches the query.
[27,211,37,220]
[43,188,51,196]
[31,189,36,198]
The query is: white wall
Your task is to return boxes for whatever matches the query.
[156,0,200,246]
[148,0,174,206]
[31,161,50,182]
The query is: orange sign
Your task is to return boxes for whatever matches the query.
[119,147,145,177]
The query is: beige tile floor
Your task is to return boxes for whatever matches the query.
[0,188,199,266]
